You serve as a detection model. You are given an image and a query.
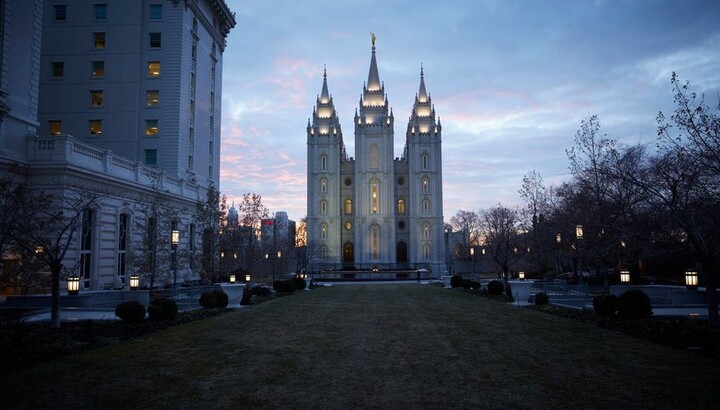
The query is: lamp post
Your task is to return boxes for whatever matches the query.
[576,225,584,292]
[620,269,630,284]
[245,274,251,282]
[518,271,525,280]
[171,228,179,299]
[470,247,476,281]
[129,274,140,290]
[229,274,236,284]
[555,233,562,275]
[685,269,698,290]
[67,275,80,295]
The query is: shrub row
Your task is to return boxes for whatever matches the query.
[200,290,229,309]
[593,289,652,319]
[115,298,179,323]
[273,277,306,293]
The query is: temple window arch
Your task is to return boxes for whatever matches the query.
[397,199,405,215]
[320,223,328,240]
[371,224,380,259]
[320,178,327,193]
[344,199,353,215]
[320,155,327,170]
[422,177,429,193]
[422,153,429,169]
[369,144,379,169]
[370,179,379,214]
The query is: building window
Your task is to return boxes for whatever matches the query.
[54,5,67,21]
[422,153,429,169]
[145,149,157,166]
[320,155,327,171]
[89,120,102,136]
[320,200,327,215]
[146,90,159,106]
[320,178,327,194]
[49,121,62,135]
[149,4,162,20]
[344,199,352,215]
[90,90,103,107]
[80,209,94,289]
[424,245,431,260]
[422,177,429,193]
[320,246,327,259]
[93,32,106,49]
[423,223,430,239]
[91,61,104,77]
[321,223,328,240]
[345,221,352,231]
[423,199,430,214]
[397,199,405,215]
[370,179,379,214]
[146,120,158,136]
[371,224,380,259]
[369,144,379,169]
[148,62,160,77]
[117,213,128,284]
[149,32,161,48]
[51,62,64,78]
[94,4,107,20]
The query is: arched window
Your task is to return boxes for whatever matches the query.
[396,242,407,262]
[320,155,327,170]
[320,223,328,240]
[320,200,327,215]
[369,144,379,169]
[320,178,327,193]
[422,177,429,193]
[422,199,430,214]
[371,224,380,259]
[423,223,430,239]
[397,199,405,215]
[370,179,379,214]
[424,244,431,260]
[320,246,328,259]
[422,153,429,169]
[344,199,353,215]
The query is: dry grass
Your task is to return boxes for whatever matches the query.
[1,284,718,409]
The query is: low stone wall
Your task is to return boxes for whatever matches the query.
[6,290,150,309]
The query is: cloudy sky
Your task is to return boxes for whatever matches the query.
[219,0,720,223]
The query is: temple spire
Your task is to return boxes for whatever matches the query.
[418,64,428,103]
[320,65,330,103]
[367,34,381,91]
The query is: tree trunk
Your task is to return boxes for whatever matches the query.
[50,264,61,329]
[704,266,719,327]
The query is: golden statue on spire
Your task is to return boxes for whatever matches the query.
[370,31,376,47]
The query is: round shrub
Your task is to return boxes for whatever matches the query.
[593,294,618,317]
[450,275,464,288]
[115,300,146,323]
[274,279,295,293]
[535,292,549,306]
[240,288,252,305]
[487,280,504,295]
[148,297,178,321]
[213,290,229,308]
[251,285,271,297]
[617,289,652,319]
[199,291,218,309]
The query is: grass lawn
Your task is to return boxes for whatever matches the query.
[1,284,718,409]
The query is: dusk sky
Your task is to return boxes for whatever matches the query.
[219,0,720,223]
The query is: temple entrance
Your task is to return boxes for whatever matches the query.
[343,242,354,268]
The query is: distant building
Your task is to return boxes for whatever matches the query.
[306,40,445,274]
[0,0,235,293]
[261,212,297,278]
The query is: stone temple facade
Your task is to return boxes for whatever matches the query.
[306,41,444,274]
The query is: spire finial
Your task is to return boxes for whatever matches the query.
[370,31,376,48]
[421,63,424,77]
[323,64,327,79]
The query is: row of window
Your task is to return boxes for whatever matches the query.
[318,152,431,171]
[319,197,431,216]
[51,60,163,79]
[53,3,163,22]
[48,119,159,137]
[316,232,433,261]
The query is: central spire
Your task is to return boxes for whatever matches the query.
[367,33,381,92]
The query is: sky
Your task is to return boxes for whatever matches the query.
[219,0,720,223]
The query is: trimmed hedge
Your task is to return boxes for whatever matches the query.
[487,280,504,295]
[115,300,146,323]
[617,289,652,319]
[535,292,549,306]
[593,294,618,317]
[450,275,464,288]
[200,291,218,309]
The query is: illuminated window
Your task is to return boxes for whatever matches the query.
[146,120,158,136]
[90,90,103,107]
[370,179,379,214]
[93,32,106,49]
[89,120,102,136]
[149,4,162,20]
[91,61,104,77]
[94,4,107,20]
[423,223,430,239]
[146,90,159,106]
[145,149,157,165]
[345,221,352,231]
[149,32,161,48]
[54,5,67,21]
[397,199,405,215]
[148,62,160,77]
[422,177,429,193]
[49,121,62,135]
[51,62,64,78]
[344,199,353,215]
[321,223,328,240]
[320,178,327,193]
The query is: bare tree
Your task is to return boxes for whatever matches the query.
[449,210,482,251]
[195,184,224,283]
[481,204,523,282]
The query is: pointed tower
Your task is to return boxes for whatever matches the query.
[404,65,444,273]
[352,38,396,269]
[307,68,346,267]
